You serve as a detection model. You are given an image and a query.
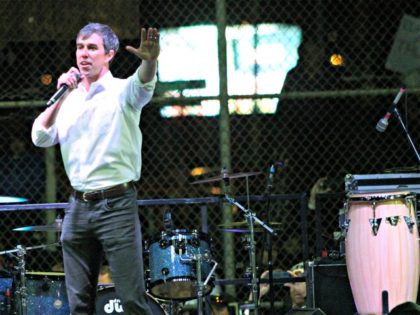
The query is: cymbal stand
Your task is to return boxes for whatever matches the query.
[180,249,217,315]
[224,195,275,315]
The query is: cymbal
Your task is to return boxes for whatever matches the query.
[0,196,27,203]
[217,221,282,233]
[192,171,262,184]
[13,220,62,232]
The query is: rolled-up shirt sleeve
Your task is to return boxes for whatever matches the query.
[125,67,157,111]
[31,118,59,147]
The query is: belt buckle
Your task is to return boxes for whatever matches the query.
[82,192,89,202]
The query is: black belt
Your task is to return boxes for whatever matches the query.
[74,182,135,202]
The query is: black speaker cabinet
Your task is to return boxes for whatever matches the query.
[306,258,357,315]
[286,308,326,315]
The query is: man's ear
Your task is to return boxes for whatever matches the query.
[107,49,116,63]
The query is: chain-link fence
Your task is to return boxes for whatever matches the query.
[1,0,420,313]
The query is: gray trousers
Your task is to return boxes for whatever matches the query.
[61,186,153,315]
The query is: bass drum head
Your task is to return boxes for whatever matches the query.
[96,285,166,315]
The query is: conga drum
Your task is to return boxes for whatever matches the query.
[345,191,419,315]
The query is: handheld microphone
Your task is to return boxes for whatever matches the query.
[46,73,81,106]
[376,87,405,132]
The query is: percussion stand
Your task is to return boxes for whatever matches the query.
[180,249,218,315]
[224,195,275,315]
[163,299,183,315]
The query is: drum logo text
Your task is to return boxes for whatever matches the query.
[104,299,123,313]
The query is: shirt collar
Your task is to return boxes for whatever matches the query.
[80,71,114,98]
[91,70,114,89]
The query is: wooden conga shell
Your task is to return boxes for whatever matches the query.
[345,192,419,315]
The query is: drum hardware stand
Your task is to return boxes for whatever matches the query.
[0,245,27,315]
[224,195,275,315]
[180,249,217,315]
[160,299,184,315]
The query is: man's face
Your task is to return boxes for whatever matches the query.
[76,33,114,80]
[284,268,306,308]
[290,282,306,307]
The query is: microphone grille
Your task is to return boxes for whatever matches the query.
[376,118,388,133]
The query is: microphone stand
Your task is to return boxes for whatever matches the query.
[260,162,286,315]
[264,178,276,315]
[393,106,420,163]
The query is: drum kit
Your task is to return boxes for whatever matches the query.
[0,169,279,315]
[4,169,419,315]
[143,169,278,315]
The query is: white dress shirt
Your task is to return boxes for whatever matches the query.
[31,68,156,192]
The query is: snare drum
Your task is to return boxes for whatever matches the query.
[345,191,419,315]
[25,272,69,315]
[96,284,166,314]
[147,229,214,300]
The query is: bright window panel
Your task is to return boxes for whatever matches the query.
[158,23,301,118]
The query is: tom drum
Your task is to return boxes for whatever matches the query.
[147,229,214,300]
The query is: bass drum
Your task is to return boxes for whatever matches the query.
[96,285,166,315]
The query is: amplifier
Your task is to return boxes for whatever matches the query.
[344,173,420,194]
[306,258,357,315]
